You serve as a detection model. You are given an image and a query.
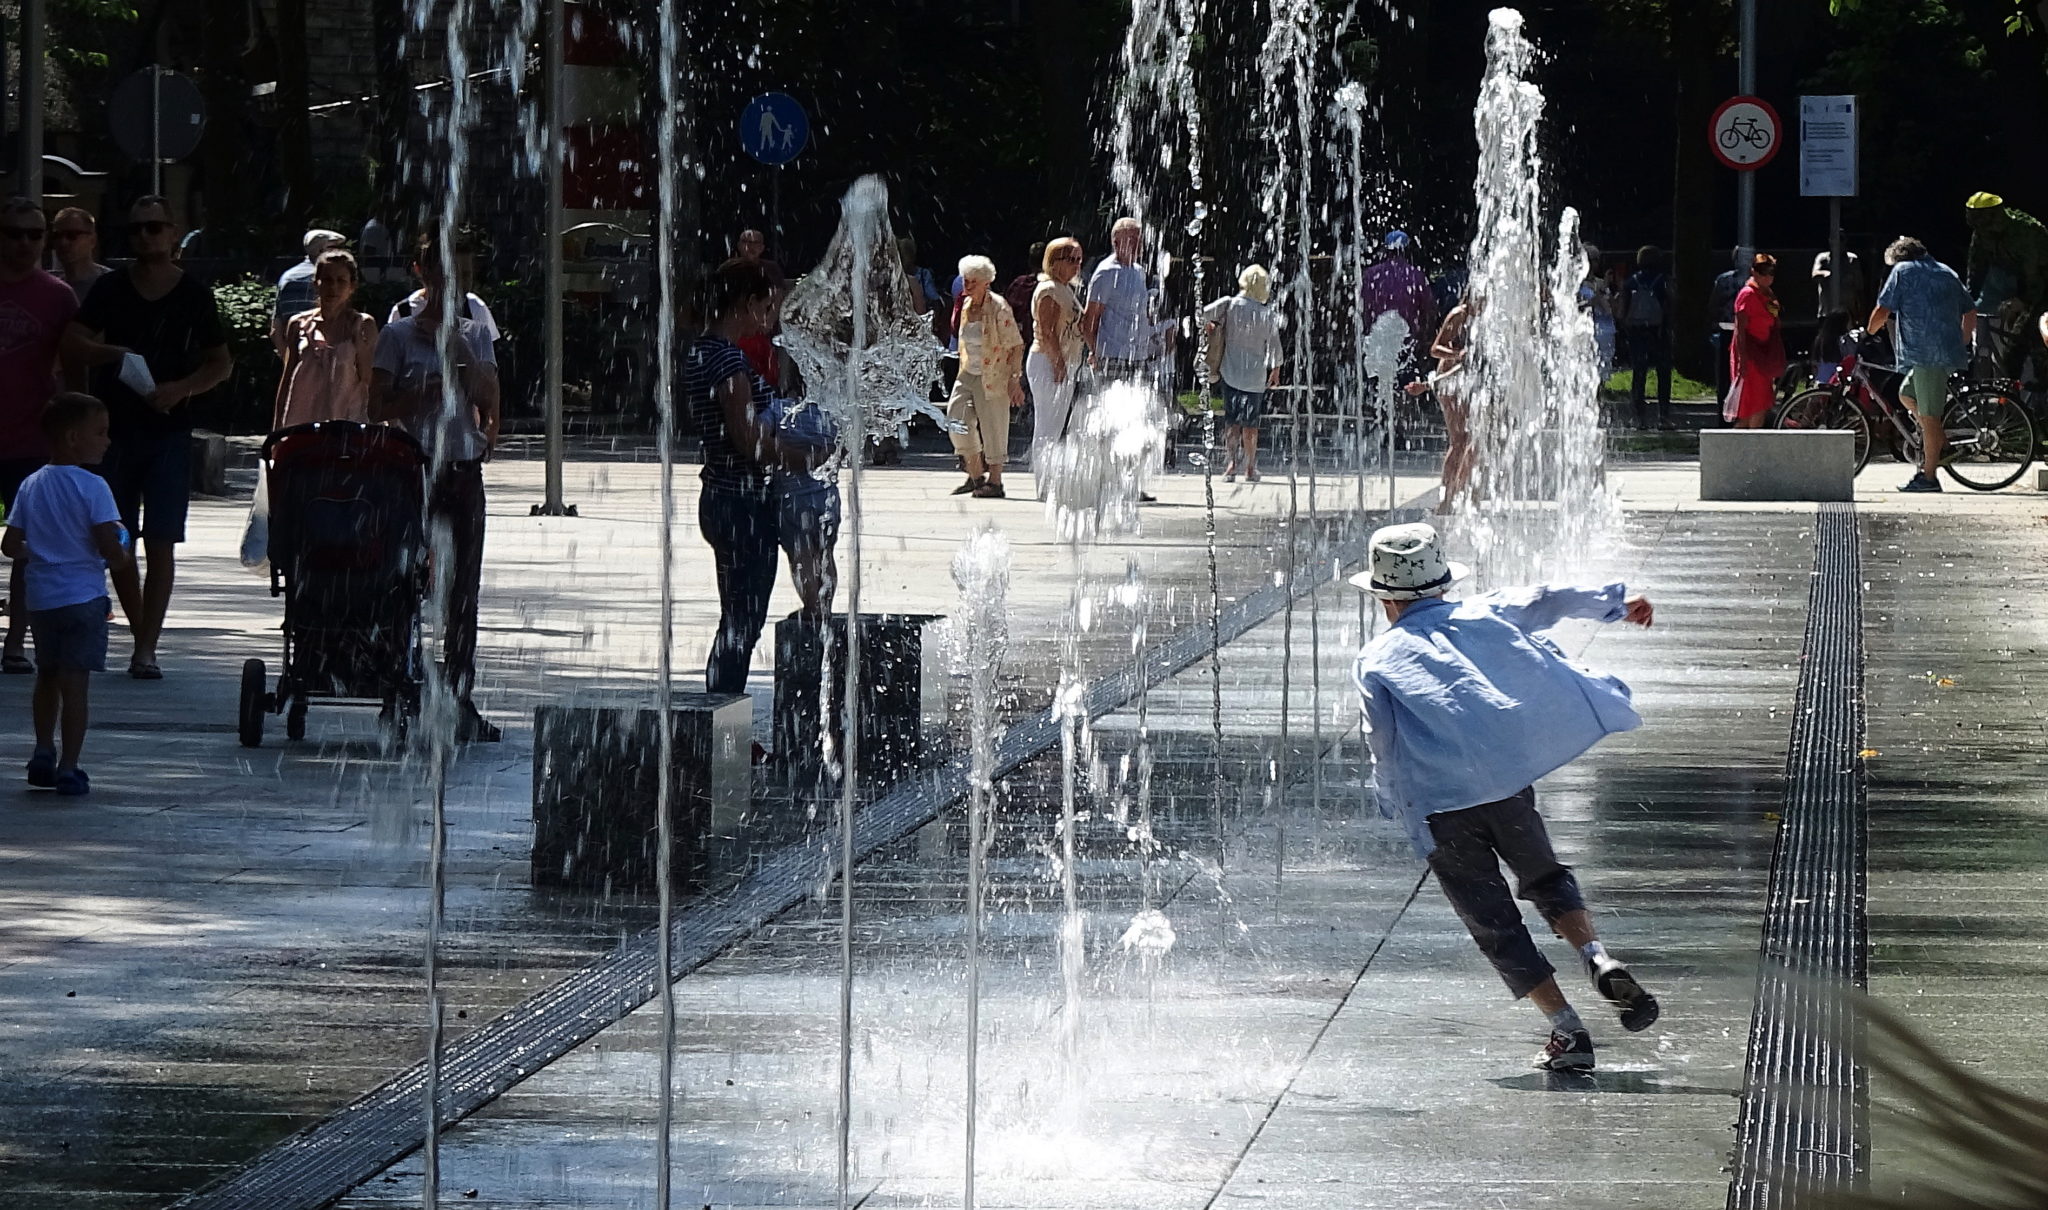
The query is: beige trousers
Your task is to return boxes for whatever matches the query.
[947,371,1010,467]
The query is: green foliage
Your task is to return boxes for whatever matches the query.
[212,277,277,350]
[50,0,136,72]
[206,277,278,435]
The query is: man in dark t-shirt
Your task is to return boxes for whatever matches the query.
[67,196,232,679]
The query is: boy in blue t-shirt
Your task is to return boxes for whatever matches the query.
[1,394,146,795]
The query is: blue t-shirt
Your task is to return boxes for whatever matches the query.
[274,260,317,325]
[1086,255,1155,362]
[1876,258,1974,372]
[6,464,121,611]
[684,334,774,496]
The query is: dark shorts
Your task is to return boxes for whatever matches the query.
[1426,786,1587,999]
[30,596,110,672]
[100,432,192,544]
[0,456,44,513]
[1222,384,1266,427]
[777,479,841,560]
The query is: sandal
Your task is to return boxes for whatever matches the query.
[128,659,162,680]
[972,482,1007,499]
[950,477,985,496]
[2,652,32,675]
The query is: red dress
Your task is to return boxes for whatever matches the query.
[1729,279,1785,421]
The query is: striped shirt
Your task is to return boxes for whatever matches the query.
[684,334,773,495]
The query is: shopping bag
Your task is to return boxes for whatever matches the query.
[239,472,270,573]
[1721,378,1747,424]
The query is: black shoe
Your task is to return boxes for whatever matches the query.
[1535,1027,1595,1071]
[1138,492,1157,503]
[1589,954,1660,1032]
[951,477,984,496]
[456,703,501,743]
[972,482,1006,499]
[1898,471,1943,493]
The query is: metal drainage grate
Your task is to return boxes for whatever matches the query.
[174,514,1412,1210]
[1727,502,1868,1209]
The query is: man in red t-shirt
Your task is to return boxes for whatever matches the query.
[0,197,125,673]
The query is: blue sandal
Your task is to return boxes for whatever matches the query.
[53,767,89,797]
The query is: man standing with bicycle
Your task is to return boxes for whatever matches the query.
[1869,236,1977,494]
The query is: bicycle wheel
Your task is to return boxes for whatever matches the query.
[1942,385,2036,491]
[1777,386,1871,473]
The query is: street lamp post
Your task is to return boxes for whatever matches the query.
[18,0,45,204]
[1736,0,1756,252]
[534,0,573,517]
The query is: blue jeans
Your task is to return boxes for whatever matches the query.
[699,486,779,695]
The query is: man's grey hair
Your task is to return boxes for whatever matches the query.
[1111,216,1142,238]
[1,196,43,222]
[1886,236,1928,265]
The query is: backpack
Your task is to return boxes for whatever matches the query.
[1622,272,1666,327]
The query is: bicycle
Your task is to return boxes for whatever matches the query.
[1719,116,1774,151]
[1774,328,2036,491]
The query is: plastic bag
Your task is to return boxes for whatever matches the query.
[239,471,270,573]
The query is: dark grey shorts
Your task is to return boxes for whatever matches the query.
[1427,786,1587,999]
[30,596,110,673]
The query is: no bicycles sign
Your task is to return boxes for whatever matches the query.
[1709,96,1781,171]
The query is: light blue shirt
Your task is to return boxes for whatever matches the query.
[1875,258,1974,373]
[1354,583,1642,857]
[1086,255,1154,362]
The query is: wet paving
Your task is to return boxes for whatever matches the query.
[325,508,1812,1209]
[6,448,2048,1206]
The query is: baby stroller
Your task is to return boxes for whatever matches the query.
[238,421,429,747]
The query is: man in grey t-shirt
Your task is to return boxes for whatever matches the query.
[368,233,501,740]
[1081,217,1176,478]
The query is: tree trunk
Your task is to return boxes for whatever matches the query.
[274,0,316,226]
[1030,0,1088,231]
[196,0,251,246]
[1667,1,1722,382]
[369,0,414,229]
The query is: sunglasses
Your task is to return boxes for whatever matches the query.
[1053,252,1083,262]
[0,226,46,242]
[128,220,172,236]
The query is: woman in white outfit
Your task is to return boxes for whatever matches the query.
[1026,237,1086,473]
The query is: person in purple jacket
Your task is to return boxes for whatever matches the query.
[1360,230,1438,362]
[1352,522,1661,1071]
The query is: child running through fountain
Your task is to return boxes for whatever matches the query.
[1351,522,1659,1071]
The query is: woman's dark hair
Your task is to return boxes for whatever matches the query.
[1886,236,1928,265]
[703,258,776,322]
[1751,252,1778,276]
[315,247,359,283]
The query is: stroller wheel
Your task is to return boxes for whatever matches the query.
[285,695,308,741]
[238,659,267,748]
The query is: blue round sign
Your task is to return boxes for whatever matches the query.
[740,93,809,166]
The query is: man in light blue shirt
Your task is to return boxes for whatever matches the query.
[1082,217,1175,482]
[1869,235,1977,494]
[1352,522,1660,1071]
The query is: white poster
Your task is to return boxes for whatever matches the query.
[1800,95,1858,197]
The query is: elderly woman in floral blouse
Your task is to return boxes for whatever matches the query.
[946,255,1026,499]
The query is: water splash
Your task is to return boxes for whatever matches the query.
[951,526,1011,1210]
[1453,8,1616,585]
[1038,381,1166,543]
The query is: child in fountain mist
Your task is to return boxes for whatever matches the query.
[1351,522,1660,1071]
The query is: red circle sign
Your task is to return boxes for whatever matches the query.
[1709,96,1781,172]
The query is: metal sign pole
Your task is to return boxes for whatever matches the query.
[1736,0,1757,251]
[20,0,45,204]
[150,64,162,196]
[534,0,573,516]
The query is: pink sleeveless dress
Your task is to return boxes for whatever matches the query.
[278,312,370,429]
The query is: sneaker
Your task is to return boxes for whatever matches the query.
[1589,954,1661,1032]
[1535,1027,1595,1071]
[53,767,89,797]
[1898,471,1943,493]
[26,748,56,789]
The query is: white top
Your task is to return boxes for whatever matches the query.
[372,316,498,461]
[5,464,121,611]
[390,290,500,343]
[1200,294,1282,393]
[960,320,986,376]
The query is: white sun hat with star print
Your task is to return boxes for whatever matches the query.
[1348,522,1471,601]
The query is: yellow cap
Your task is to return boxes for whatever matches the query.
[1967,191,2005,209]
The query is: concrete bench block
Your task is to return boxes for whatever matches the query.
[774,612,946,783]
[190,428,228,496]
[1699,429,1855,502]
[531,691,751,892]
